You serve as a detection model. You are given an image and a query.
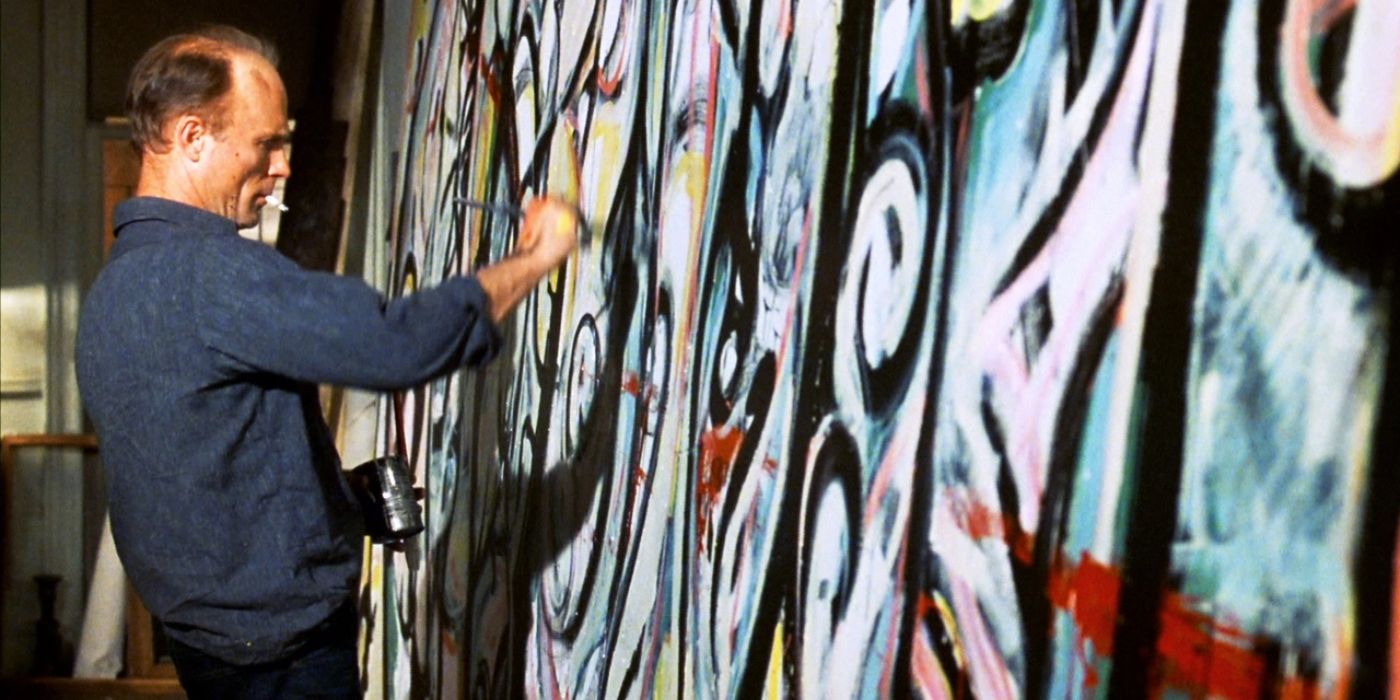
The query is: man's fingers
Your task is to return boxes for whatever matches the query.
[552,203,579,242]
[523,198,580,247]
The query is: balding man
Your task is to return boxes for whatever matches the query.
[76,25,575,697]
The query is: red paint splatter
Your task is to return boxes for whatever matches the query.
[1277,676,1323,700]
[1152,592,1284,699]
[1144,590,1339,698]
[915,35,934,118]
[950,495,1036,564]
[695,426,744,551]
[762,457,779,473]
[962,499,1005,541]
[480,58,504,106]
[1045,553,1122,687]
[632,466,648,489]
[1040,555,1329,696]
[620,371,660,411]
[621,371,643,396]
[441,628,458,656]
[1009,525,1036,566]
[595,27,628,98]
[916,592,938,620]
[1060,554,1121,653]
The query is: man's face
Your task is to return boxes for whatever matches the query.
[199,54,291,228]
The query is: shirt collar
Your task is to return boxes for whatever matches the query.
[113,196,239,240]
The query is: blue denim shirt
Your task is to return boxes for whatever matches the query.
[76,197,501,664]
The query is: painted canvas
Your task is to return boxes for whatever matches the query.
[362,0,1398,697]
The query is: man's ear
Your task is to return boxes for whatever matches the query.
[170,114,210,162]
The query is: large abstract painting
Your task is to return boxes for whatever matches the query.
[362,0,1398,696]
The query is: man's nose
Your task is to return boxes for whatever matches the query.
[269,148,291,178]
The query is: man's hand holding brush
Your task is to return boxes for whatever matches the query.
[476,196,580,323]
[517,196,580,265]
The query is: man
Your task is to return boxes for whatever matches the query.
[75,26,576,697]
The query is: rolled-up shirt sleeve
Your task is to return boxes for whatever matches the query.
[193,236,502,390]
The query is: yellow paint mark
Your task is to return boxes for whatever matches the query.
[662,150,711,387]
[1384,97,1400,181]
[932,590,967,671]
[651,634,676,699]
[953,0,1015,25]
[970,0,1013,22]
[587,121,624,251]
[949,0,968,25]
[548,118,582,205]
[467,99,498,265]
[411,0,432,42]
[765,622,785,700]
[674,152,709,233]
[541,118,583,324]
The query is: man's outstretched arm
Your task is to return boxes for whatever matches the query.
[189,197,580,390]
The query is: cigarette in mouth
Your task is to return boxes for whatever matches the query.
[266,195,290,213]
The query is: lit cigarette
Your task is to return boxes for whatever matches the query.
[266,195,290,213]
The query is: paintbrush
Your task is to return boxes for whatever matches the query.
[455,197,593,254]
[455,198,525,220]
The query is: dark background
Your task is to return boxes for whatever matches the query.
[87,0,337,121]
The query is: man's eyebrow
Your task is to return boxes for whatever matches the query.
[261,132,292,147]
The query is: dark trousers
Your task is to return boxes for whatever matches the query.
[166,605,359,700]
